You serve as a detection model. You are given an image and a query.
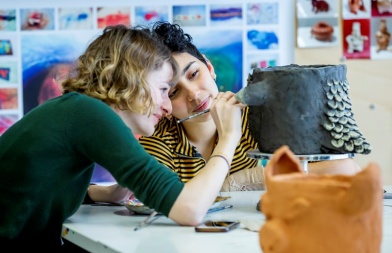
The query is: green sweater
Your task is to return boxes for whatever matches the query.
[0,92,184,247]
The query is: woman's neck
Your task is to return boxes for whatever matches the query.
[183,120,217,159]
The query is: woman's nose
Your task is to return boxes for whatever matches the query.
[162,95,172,115]
[187,88,200,101]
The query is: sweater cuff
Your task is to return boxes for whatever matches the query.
[83,183,97,204]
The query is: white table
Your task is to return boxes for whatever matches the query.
[63,188,392,253]
[247,149,354,173]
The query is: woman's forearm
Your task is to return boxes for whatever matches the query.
[168,137,237,226]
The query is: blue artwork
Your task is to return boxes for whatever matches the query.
[21,32,115,183]
[134,6,168,25]
[191,29,243,92]
[0,9,16,31]
[173,5,206,26]
[247,30,279,50]
[20,8,55,31]
[21,33,93,113]
[59,8,93,30]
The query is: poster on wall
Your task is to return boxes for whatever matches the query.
[1,0,294,183]
[342,0,392,59]
[296,0,340,48]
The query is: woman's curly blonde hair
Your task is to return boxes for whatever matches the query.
[62,24,179,115]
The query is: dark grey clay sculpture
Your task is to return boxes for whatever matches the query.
[235,64,371,155]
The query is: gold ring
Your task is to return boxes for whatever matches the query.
[215,97,220,100]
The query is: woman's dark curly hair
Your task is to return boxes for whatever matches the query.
[151,21,208,66]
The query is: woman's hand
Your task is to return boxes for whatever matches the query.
[210,91,246,143]
[88,184,134,204]
[169,91,248,225]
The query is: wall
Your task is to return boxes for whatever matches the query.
[295,47,392,184]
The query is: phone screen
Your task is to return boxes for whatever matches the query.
[195,220,240,232]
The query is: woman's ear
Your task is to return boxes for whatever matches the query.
[202,54,217,81]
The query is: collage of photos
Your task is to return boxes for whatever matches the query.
[296,0,340,48]
[342,0,392,59]
[296,0,392,59]
[1,0,291,183]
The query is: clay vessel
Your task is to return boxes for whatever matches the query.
[259,145,382,253]
[235,64,371,155]
[311,21,334,41]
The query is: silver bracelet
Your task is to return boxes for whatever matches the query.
[210,153,231,169]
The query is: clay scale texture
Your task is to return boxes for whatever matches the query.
[235,64,371,155]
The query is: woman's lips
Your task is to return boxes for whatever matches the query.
[193,98,210,112]
[153,114,162,124]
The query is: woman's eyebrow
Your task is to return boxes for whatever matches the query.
[182,61,195,75]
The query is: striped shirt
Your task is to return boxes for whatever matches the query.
[139,107,259,182]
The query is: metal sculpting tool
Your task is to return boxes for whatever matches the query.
[207,205,233,214]
[134,211,160,231]
[177,109,210,123]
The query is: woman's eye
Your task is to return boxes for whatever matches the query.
[190,70,199,79]
[169,89,179,99]
[161,87,169,94]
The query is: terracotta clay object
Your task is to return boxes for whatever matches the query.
[311,21,334,41]
[375,19,391,53]
[348,0,366,14]
[235,64,372,155]
[259,145,383,253]
[346,22,368,53]
[311,0,329,13]
[377,0,392,14]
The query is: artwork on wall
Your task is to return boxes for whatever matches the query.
[296,0,340,48]
[20,8,55,31]
[246,2,279,25]
[342,0,392,59]
[1,0,293,183]
[209,4,243,26]
[187,29,243,92]
[173,5,206,26]
[0,9,16,31]
[134,6,169,25]
[21,33,93,114]
[58,8,94,30]
[97,6,131,28]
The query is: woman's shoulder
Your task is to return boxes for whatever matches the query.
[140,117,181,142]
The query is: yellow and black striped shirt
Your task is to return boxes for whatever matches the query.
[139,107,259,183]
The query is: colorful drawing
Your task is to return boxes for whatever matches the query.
[190,29,243,92]
[0,9,16,31]
[97,7,130,28]
[0,40,12,56]
[247,29,279,50]
[59,8,93,30]
[20,8,55,31]
[210,5,242,26]
[246,53,279,76]
[134,6,168,25]
[21,33,94,113]
[247,2,279,24]
[0,114,18,135]
[0,87,18,109]
[0,62,18,84]
[173,5,206,26]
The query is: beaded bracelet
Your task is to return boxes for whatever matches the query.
[210,152,231,169]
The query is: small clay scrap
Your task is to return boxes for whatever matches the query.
[235,64,371,155]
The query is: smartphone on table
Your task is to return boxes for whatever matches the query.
[195,220,240,232]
